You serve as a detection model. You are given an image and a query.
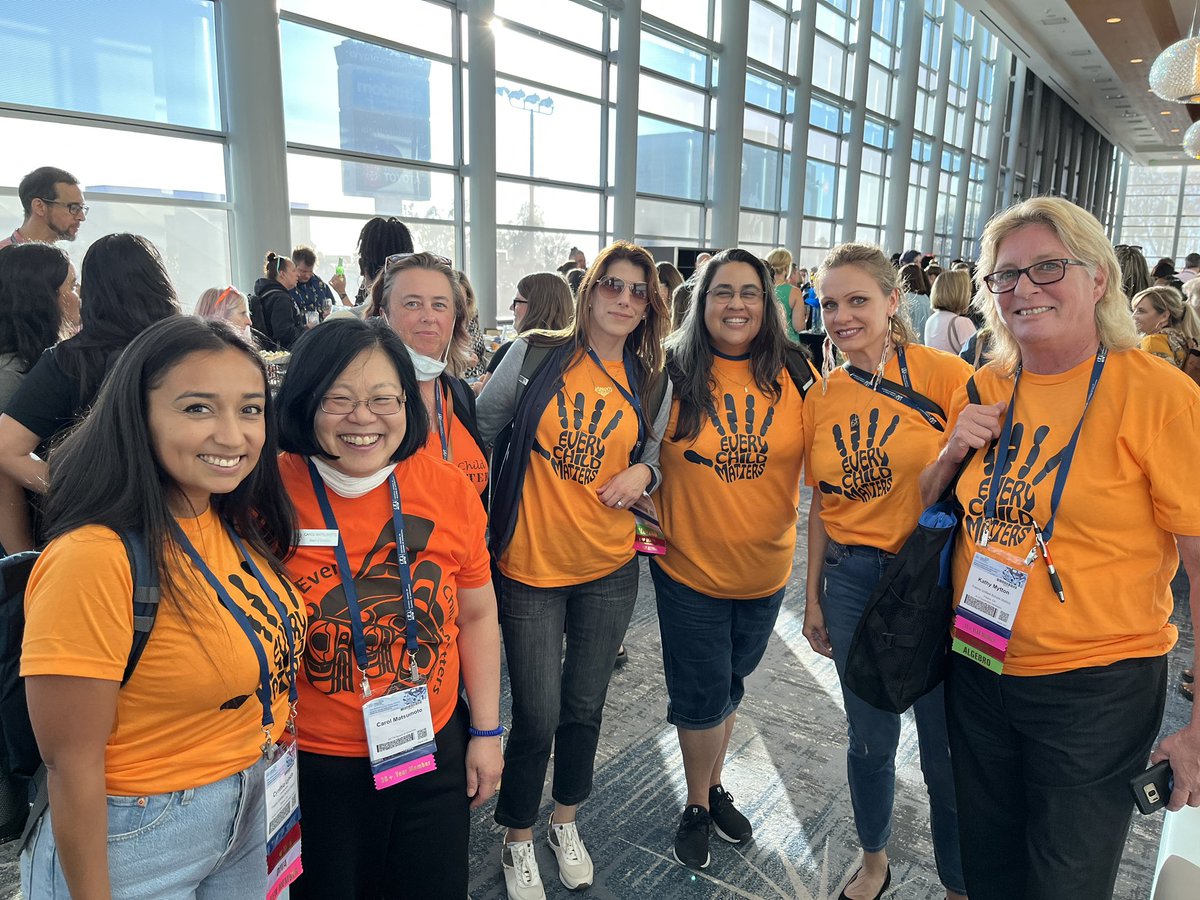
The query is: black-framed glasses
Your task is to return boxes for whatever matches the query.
[384,252,453,268]
[982,259,1087,294]
[510,297,528,311]
[40,198,88,217]
[706,286,766,304]
[320,395,405,416]
[595,276,649,302]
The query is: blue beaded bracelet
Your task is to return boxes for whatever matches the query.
[469,725,506,738]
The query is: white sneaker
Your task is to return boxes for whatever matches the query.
[502,839,546,900]
[547,816,594,890]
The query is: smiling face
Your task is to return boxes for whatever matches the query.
[819,264,899,367]
[147,348,267,516]
[294,261,314,283]
[314,348,407,477]
[384,267,457,359]
[1131,295,1169,335]
[992,223,1103,356]
[703,261,765,356]
[586,258,650,349]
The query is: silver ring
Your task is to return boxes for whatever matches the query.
[617,500,624,507]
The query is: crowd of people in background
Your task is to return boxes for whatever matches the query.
[0,164,1197,900]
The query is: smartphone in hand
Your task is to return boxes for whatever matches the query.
[1130,760,1174,815]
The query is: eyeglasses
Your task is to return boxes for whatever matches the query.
[706,286,766,304]
[320,395,405,416]
[510,297,528,311]
[40,199,88,217]
[384,252,454,268]
[982,259,1088,294]
[594,276,649,302]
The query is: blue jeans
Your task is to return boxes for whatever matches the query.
[22,757,270,899]
[494,557,639,829]
[650,560,784,729]
[820,539,965,894]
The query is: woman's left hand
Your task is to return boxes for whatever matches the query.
[465,735,505,809]
[596,463,652,509]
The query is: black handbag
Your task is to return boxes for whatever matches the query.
[842,379,981,714]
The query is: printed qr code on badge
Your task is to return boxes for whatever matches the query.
[999,567,1027,589]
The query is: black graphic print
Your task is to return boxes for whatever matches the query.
[964,422,1064,546]
[219,569,305,712]
[300,516,456,699]
[683,393,775,483]
[818,408,901,502]
[533,389,623,485]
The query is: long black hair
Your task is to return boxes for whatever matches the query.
[356,216,414,284]
[0,242,68,372]
[44,317,296,598]
[56,233,180,405]
[664,247,792,442]
[276,317,428,464]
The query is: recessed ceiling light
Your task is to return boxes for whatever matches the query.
[1106,17,1122,24]
[1161,110,1172,115]
[1172,128,1181,133]
[1131,58,1144,63]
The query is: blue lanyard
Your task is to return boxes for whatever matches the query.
[170,519,299,747]
[983,346,1107,544]
[304,460,421,698]
[844,345,945,431]
[433,383,449,461]
[585,347,645,459]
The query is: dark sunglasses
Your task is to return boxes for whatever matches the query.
[595,275,650,302]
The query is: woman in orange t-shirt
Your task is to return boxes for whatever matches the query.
[803,243,968,900]
[274,317,501,898]
[367,252,489,498]
[477,241,671,898]
[21,317,303,900]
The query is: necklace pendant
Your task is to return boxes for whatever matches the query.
[594,386,613,398]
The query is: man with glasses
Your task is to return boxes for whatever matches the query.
[1,166,87,249]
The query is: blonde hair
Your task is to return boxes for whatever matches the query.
[815,242,918,346]
[367,252,471,375]
[930,268,972,315]
[1132,285,1200,345]
[974,197,1138,375]
[765,247,793,283]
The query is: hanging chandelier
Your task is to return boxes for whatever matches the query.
[1184,121,1200,159]
[1150,5,1200,103]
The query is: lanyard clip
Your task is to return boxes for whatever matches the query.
[979,523,991,548]
[360,672,373,700]
[261,726,273,759]
[409,652,422,685]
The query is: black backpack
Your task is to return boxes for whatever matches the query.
[842,378,980,714]
[0,531,160,845]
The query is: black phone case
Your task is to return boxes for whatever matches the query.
[1130,760,1173,815]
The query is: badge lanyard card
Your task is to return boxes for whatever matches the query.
[953,347,1106,674]
[172,523,303,898]
[306,460,438,791]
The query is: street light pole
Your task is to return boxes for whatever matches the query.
[496,85,555,224]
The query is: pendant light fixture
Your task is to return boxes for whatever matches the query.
[1150,4,1200,103]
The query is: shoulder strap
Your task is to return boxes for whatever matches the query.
[783,346,817,399]
[938,375,982,503]
[844,363,947,428]
[120,530,160,686]
[515,342,556,409]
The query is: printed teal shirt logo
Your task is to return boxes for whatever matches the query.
[818,408,900,502]
[683,393,774,483]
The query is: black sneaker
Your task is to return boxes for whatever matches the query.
[708,784,752,844]
[672,804,711,869]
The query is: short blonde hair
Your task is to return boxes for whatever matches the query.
[974,197,1138,375]
[815,242,918,346]
[930,268,972,315]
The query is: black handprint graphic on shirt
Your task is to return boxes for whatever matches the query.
[683,393,775,482]
[818,408,901,502]
[964,422,1065,546]
[532,390,623,485]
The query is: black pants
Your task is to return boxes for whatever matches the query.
[291,700,470,899]
[945,653,1167,900]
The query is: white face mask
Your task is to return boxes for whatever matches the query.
[405,344,447,382]
[310,456,396,499]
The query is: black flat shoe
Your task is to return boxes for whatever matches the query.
[1183,680,1194,703]
[1183,668,1194,684]
[838,865,891,900]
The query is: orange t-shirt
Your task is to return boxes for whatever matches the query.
[655,355,809,598]
[804,344,972,553]
[279,451,490,756]
[418,382,488,495]
[1139,331,1188,369]
[946,349,1200,675]
[500,352,640,587]
[22,511,305,795]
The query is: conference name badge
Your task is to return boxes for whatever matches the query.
[264,731,302,899]
[296,528,339,547]
[952,547,1029,675]
[362,685,438,791]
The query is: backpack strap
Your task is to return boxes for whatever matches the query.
[514,342,555,408]
[937,376,982,504]
[783,346,818,399]
[20,529,161,850]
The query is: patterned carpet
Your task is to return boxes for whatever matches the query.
[0,499,1188,899]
